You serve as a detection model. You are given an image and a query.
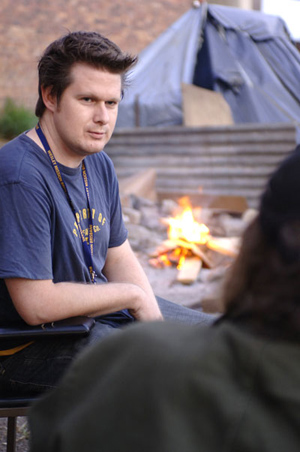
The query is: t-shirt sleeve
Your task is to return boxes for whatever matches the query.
[0,182,53,280]
[102,154,128,248]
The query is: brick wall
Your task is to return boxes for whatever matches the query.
[0,0,192,111]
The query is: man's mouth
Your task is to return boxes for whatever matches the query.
[89,131,106,138]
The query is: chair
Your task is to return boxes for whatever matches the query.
[0,390,35,452]
[0,316,95,452]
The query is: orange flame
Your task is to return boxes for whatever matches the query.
[166,206,209,245]
[150,199,211,271]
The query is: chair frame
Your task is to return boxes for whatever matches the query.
[0,396,34,452]
[0,315,94,452]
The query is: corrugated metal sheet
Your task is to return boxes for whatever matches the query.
[105,123,297,208]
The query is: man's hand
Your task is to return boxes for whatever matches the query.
[104,240,163,322]
[127,285,163,322]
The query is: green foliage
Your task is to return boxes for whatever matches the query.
[0,98,36,140]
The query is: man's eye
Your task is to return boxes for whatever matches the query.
[106,101,118,107]
[82,97,92,103]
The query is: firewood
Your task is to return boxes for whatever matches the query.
[177,257,202,285]
[174,239,213,268]
[190,244,213,268]
[148,239,178,258]
[149,257,164,268]
[167,249,182,266]
[148,254,173,268]
[206,236,240,258]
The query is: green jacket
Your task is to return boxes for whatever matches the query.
[29,320,300,451]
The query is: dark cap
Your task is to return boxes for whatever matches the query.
[259,146,300,244]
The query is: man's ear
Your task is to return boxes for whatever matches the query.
[41,85,57,112]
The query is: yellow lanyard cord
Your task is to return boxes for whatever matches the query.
[0,341,34,356]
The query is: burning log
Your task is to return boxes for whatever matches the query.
[149,238,213,269]
[174,239,213,268]
[148,255,171,269]
[149,240,177,257]
[149,199,240,285]
[149,242,184,268]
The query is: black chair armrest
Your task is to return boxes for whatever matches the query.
[0,316,95,340]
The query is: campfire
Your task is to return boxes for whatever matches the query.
[149,198,240,285]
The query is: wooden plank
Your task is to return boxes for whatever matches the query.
[182,83,233,127]
[206,236,240,258]
[177,257,202,285]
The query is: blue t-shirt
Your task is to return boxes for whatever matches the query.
[0,133,128,323]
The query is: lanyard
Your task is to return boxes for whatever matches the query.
[35,123,97,283]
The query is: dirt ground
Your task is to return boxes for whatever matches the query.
[0,417,30,452]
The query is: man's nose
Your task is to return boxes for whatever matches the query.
[94,103,109,124]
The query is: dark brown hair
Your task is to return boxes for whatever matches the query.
[35,31,137,117]
[220,216,300,340]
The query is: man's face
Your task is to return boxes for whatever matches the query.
[47,63,122,166]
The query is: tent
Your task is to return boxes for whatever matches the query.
[116,3,300,139]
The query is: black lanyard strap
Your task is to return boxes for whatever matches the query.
[36,123,97,283]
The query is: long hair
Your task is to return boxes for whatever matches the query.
[220,216,300,340]
[35,31,137,117]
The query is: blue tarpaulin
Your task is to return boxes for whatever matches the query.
[117,4,300,139]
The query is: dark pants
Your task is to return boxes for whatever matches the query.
[0,297,217,396]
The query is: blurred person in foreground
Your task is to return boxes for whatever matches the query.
[0,31,214,396]
[29,147,300,451]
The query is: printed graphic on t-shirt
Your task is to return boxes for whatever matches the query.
[72,207,106,243]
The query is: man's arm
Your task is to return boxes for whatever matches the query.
[5,240,162,325]
[103,239,162,321]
